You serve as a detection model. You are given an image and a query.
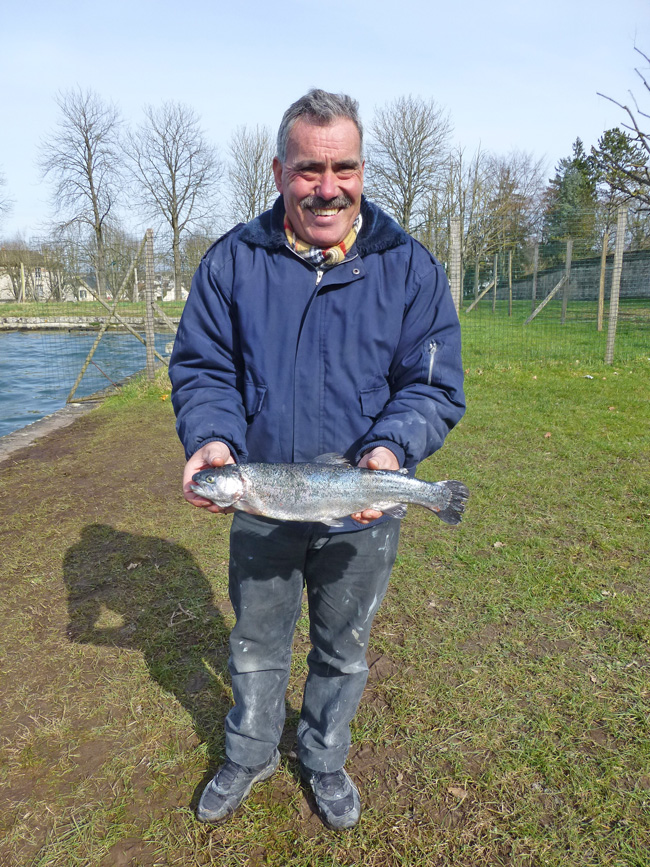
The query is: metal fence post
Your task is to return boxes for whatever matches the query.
[605,206,627,365]
[144,229,156,380]
[449,217,462,313]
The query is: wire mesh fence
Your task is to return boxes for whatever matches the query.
[0,229,185,436]
[452,206,650,367]
[1,206,649,438]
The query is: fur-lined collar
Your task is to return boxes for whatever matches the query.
[239,195,409,256]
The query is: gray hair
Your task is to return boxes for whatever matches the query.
[276,89,363,163]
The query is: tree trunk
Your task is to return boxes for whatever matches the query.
[173,225,182,302]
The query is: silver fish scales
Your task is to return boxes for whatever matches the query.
[190,454,469,527]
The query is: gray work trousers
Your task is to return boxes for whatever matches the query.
[224,512,400,773]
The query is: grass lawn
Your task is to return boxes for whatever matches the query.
[0,302,185,319]
[0,361,648,866]
[461,298,650,366]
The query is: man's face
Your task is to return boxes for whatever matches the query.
[273,117,364,249]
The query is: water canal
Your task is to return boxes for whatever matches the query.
[0,330,173,439]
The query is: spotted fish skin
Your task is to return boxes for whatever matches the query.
[191,456,469,527]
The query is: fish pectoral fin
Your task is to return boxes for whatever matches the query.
[319,517,346,527]
[313,453,352,467]
[379,504,408,519]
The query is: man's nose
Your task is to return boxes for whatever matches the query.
[316,168,338,201]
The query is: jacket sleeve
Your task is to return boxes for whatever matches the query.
[168,247,248,462]
[355,249,465,468]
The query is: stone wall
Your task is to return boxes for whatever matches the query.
[507,250,650,303]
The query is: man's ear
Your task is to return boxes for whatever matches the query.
[272,157,283,194]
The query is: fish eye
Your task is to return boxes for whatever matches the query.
[206,474,215,483]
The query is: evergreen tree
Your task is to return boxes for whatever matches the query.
[590,127,649,206]
[542,139,598,264]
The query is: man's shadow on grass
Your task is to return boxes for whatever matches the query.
[63,522,360,814]
[62,523,237,787]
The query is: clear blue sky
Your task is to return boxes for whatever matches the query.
[1,0,649,239]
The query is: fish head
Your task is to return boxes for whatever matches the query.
[190,465,244,508]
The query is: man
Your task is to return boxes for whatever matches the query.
[169,89,465,830]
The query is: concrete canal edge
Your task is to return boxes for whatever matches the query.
[0,400,105,464]
[0,315,181,331]
[0,360,166,464]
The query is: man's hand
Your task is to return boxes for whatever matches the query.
[351,446,400,525]
[182,442,236,514]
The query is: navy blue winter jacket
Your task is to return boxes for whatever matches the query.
[169,195,465,485]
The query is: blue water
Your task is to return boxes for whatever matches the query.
[0,330,173,439]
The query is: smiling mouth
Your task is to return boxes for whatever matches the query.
[311,208,341,217]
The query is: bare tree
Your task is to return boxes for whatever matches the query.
[433,146,498,275]
[485,151,546,248]
[423,146,545,285]
[1,230,96,302]
[38,230,88,301]
[366,95,452,234]
[125,101,221,300]
[413,145,484,259]
[227,125,276,223]
[597,47,650,204]
[39,88,123,297]
[181,226,219,282]
[0,169,13,231]
[101,225,143,301]
[36,239,67,301]
[0,238,40,300]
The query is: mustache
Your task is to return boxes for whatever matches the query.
[299,194,353,211]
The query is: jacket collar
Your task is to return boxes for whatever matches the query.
[239,195,409,256]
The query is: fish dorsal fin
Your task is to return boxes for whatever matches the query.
[313,453,352,467]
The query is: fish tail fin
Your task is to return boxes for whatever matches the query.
[429,480,469,525]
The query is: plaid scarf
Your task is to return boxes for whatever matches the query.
[284,213,362,267]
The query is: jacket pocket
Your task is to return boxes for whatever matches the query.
[359,379,391,419]
[243,375,267,420]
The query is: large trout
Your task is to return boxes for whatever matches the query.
[191,454,468,527]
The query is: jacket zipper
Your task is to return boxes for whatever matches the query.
[284,244,359,288]
[427,341,438,385]
[283,244,359,457]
